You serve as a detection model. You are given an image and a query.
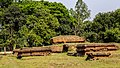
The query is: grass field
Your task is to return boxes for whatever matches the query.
[0,50,120,68]
[0,43,120,68]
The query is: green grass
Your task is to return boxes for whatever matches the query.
[0,52,120,68]
[0,43,120,68]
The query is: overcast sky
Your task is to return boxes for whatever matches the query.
[48,0,120,20]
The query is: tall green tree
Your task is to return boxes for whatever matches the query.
[0,5,26,49]
[75,0,90,21]
[44,2,76,35]
[17,1,60,46]
[70,0,90,36]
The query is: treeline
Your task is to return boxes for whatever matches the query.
[0,0,120,49]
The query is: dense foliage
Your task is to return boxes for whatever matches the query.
[0,0,120,50]
[0,0,76,49]
[84,9,120,43]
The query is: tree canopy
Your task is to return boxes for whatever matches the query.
[0,0,120,50]
[0,0,76,49]
[84,9,120,43]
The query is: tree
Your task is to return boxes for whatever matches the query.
[0,5,26,49]
[0,0,13,8]
[17,1,60,46]
[85,9,120,43]
[1,1,90,49]
[44,2,76,35]
[70,0,90,36]
[75,0,90,21]
[104,28,120,43]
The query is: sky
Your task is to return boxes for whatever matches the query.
[48,0,120,20]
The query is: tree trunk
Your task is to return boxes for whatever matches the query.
[13,44,16,50]
[4,47,6,55]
